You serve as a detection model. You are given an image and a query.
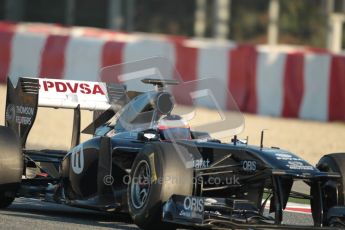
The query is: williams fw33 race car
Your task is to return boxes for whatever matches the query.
[1,57,345,229]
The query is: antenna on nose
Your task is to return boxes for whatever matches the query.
[260,129,267,150]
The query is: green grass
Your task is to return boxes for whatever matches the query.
[287,197,310,205]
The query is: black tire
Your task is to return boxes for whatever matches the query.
[313,153,345,225]
[0,126,22,209]
[127,142,194,230]
[0,191,15,209]
[317,153,345,204]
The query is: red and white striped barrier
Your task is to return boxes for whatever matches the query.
[285,204,311,214]
[1,22,345,122]
[264,201,311,214]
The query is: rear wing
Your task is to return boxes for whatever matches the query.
[5,77,126,148]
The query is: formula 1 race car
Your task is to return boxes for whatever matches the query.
[1,57,345,229]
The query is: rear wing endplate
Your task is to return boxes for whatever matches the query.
[5,77,126,148]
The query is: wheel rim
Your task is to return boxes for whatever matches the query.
[131,160,151,209]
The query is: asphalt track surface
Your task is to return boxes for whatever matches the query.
[0,198,136,230]
[0,198,314,230]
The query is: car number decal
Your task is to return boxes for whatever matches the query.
[71,145,84,174]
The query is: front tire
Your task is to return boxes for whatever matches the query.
[317,153,345,205]
[314,153,345,225]
[127,142,194,229]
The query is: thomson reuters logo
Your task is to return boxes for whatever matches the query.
[5,104,34,125]
[5,104,15,122]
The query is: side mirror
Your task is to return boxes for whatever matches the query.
[137,130,159,142]
[156,92,174,115]
[316,162,329,171]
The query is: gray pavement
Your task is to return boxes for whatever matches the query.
[292,180,309,194]
[0,198,137,230]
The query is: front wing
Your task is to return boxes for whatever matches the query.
[162,195,345,229]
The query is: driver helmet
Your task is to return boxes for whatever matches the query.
[157,115,191,140]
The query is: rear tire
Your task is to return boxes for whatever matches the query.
[0,191,15,209]
[0,126,22,209]
[127,142,194,230]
